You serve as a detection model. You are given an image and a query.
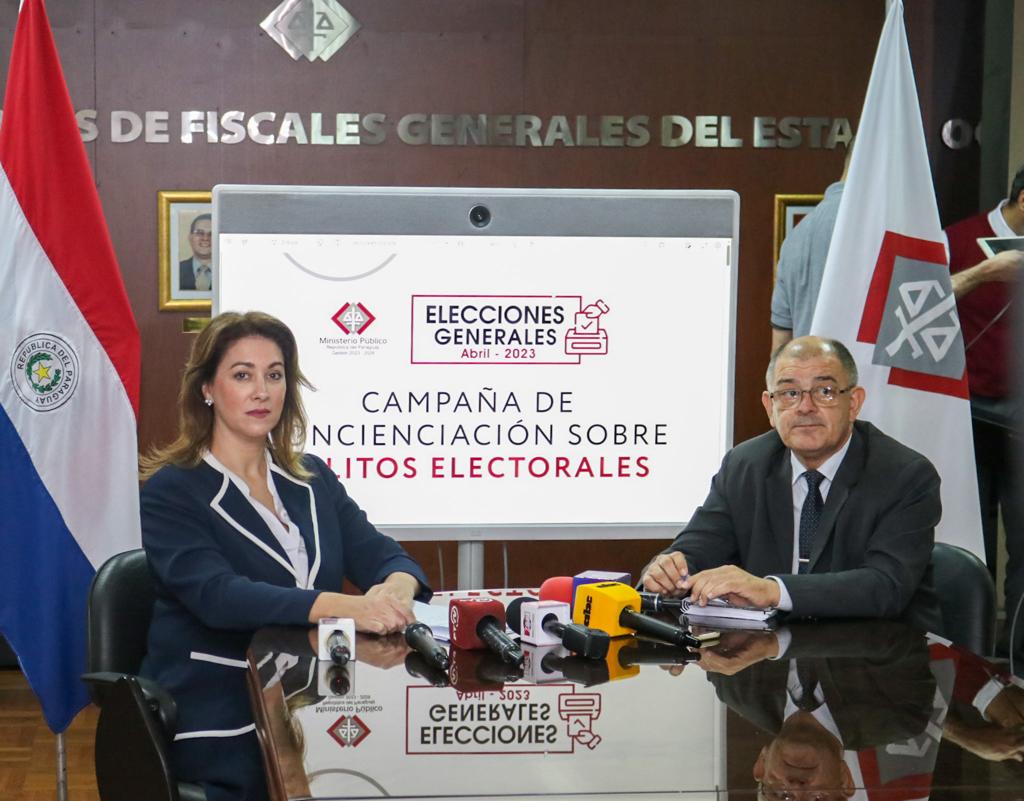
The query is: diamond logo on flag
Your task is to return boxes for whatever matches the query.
[856,232,969,399]
[261,0,360,63]
[874,257,964,378]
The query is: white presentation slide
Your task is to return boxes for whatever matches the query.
[218,233,732,532]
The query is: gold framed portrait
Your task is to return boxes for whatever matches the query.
[158,190,213,311]
[772,194,824,277]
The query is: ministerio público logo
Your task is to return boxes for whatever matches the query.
[10,334,80,412]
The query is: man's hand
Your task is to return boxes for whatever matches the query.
[641,552,691,595]
[952,249,1023,297]
[948,724,1024,762]
[696,630,780,676]
[687,565,781,609]
[983,249,1024,282]
[985,685,1024,729]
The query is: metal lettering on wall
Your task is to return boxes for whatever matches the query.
[40,110,857,149]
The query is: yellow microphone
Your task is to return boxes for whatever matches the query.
[572,582,701,648]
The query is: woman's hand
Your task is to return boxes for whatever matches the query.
[365,572,420,608]
[309,590,416,635]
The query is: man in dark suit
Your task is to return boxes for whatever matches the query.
[642,336,941,628]
[178,212,212,291]
[704,621,936,800]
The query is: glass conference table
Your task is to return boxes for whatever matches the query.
[246,590,1024,801]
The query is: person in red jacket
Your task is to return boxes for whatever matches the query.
[945,165,1024,654]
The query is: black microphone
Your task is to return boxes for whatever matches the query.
[617,639,700,666]
[544,654,612,686]
[326,629,352,665]
[325,664,351,695]
[404,652,450,687]
[638,591,684,614]
[404,621,450,670]
[506,597,610,660]
[620,607,701,649]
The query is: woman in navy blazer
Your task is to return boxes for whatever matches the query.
[139,311,431,801]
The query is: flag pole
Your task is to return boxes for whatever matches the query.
[55,732,68,801]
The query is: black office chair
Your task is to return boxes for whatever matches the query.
[931,542,996,655]
[83,549,206,801]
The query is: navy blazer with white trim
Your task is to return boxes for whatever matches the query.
[139,453,430,740]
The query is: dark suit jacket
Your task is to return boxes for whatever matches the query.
[710,621,935,750]
[139,454,429,772]
[664,420,941,626]
[179,257,196,290]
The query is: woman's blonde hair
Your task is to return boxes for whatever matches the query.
[140,311,314,479]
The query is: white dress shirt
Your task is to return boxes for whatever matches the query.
[769,434,853,611]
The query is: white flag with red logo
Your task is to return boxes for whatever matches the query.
[810,0,983,555]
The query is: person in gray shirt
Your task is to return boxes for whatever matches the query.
[770,149,852,354]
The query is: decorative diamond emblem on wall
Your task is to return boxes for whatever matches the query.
[261,0,361,63]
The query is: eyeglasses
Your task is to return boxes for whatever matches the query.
[191,229,212,238]
[768,384,853,409]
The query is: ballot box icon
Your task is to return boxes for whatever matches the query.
[565,299,609,356]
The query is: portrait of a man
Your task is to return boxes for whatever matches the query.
[158,191,212,311]
[179,213,213,292]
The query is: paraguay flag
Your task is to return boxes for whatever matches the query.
[0,0,141,732]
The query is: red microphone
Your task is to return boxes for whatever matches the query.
[449,598,524,665]
[447,649,504,693]
[539,576,574,605]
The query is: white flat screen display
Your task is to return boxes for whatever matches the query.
[218,230,732,536]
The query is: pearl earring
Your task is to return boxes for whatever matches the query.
[204,398,213,407]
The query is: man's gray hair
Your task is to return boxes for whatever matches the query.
[766,337,859,388]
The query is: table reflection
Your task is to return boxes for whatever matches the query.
[247,609,1024,801]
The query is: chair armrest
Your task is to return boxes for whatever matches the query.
[82,672,180,735]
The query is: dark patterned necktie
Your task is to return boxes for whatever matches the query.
[795,659,821,711]
[798,470,824,574]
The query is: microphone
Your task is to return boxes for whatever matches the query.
[522,643,571,684]
[573,582,701,649]
[570,571,632,615]
[317,617,356,664]
[543,638,641,687]
[539,576,574,605]
[326,664,350,693]
[550,638,700,687]
[449,598,524,666]
[544,653,616,687]
[447,648,521,693]
[327,630,352,665]
[404,652,450,687]
[617,638,700,666]
[638,592,684,614]
[404,621,450,670]
[317,662,353,696]
[506,597,610,659]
